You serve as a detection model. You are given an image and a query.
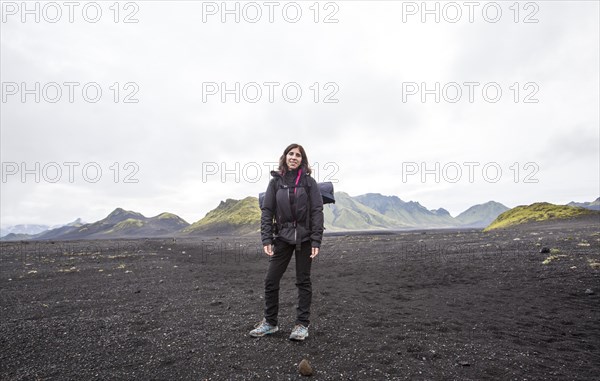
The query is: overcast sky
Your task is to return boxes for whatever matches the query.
[1,0,599,227]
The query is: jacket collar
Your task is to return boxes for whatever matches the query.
[271,169,302,177]
[271,169,307,182]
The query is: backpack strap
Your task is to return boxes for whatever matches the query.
[306,178,312,232]
[300,175,313,252]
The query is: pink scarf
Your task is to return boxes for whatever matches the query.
[294,169,302,195]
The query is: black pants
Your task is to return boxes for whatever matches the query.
[264,239,313,327]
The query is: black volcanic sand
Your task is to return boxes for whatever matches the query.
[1,221,599,380]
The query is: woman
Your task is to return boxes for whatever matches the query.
[249,143,324,341]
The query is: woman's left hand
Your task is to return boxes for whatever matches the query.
[310,247,319,258]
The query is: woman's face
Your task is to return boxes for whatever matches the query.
[286,147,302,171]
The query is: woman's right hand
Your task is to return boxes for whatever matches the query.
[263,244,274,256]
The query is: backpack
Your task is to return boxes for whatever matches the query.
[258,181,335,209]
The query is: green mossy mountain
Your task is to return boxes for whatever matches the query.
[182,197,261,235]
[483,202,599,231]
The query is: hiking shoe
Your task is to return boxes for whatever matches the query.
[249,319,278,337]
[289,324,309,341]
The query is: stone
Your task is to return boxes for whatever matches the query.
[299,358,313,376]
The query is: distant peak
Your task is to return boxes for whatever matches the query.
[431,208,451,216]
[358,193,403,201]
[109,207,142,215]
[67,218,84,226]
[106,207,144,221]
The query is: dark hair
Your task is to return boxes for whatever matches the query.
[278,143,312,175]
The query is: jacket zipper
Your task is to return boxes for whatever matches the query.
[287,185,297,244]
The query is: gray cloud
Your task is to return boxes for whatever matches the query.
[1,1,598,226]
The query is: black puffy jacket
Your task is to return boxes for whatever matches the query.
[260,169,324,248]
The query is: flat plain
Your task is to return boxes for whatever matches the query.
[1,217,599,380]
